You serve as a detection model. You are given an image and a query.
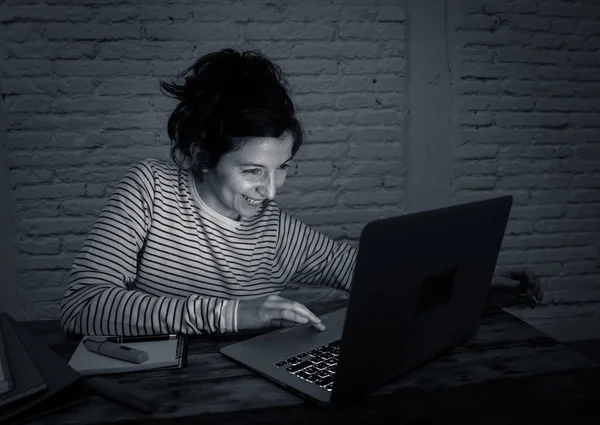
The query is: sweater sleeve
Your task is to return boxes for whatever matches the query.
[60,161,238,336]
[277,212,357,293]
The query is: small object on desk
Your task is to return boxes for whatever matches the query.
[69,334,187,375]
[84,337,149,364]
[104,335,178,344]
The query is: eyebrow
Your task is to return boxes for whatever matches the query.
[238,157,293,168]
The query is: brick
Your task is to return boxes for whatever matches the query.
[97,78,159,95]
[528,247,597,263]
[568,190,600,203]
[45,24,140,40]
[19,271,68,291]
[292,75,404,94]
[14,183,87,200]
[4,131,53,151]
[0,5,94,22]
[3,59,52,77]
[382,176,404,188]
[457,112,494,127]
[351,110,403,126]
[0,22,39,42]
[342,190,400,206]
[497,159,574,175]
[534,130,598,146]
[562,261,599,275]
[296,207,388,226]
[62,234,88,252]
[304,128,350,143]
[277,191,337,209]
[297,143,346,160]
[454,176,496,190]
[495,112,569,128]
[277,59,338,75]
[534,219,600,233]
[7,42,95,59]
[456,15,499,31]
[452,160,497,177]
[547,276,600,291]
[570,113,600,128]
[145,23,239,41]
[497,250,530,265]
[16,239,62,255]
[16,201,62,219]
[506,16,550,32]
[53,60,150,76]
[499,145,569,159]
[497,175,570,189]
[460,47,495,64]
[348,142,402,160]
[461,63,537,80]
[299,110,351,127]
[550,19,578,34]
[455,145,498,159]
[511,204,566,219]
[244,22,335,41]
[572,52,600,67]
[332,177,381,191]
[339,57,406,75]
[456,81,499,95]
[19,218,94,237]
[350,127,402,143]
[295,161,334,176]
[537,3,600,18]
[51,97,154,114]
[458,30,532,48]
[536,98,600,113]
[60,198,106,216]
[453,189,530,205]
[99,41,192,60]
[460,96,535,111]
[376,6,405,22]
[10,169,55,185]
[339,22,403,40]
[281,177,333,193]
[567,204,600,219]
[571,175,600,188]
[505,220,534,235]
[16,254,75,271]
[502,234,577,250]
[579,22,600,36]
[291,42,380,59]
[345,159,404,176]
[494,48,568,65]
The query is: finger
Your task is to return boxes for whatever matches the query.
[515,294,537,309]
[491,276,521,290]
[265,298,324,329]
[271,318,304,328]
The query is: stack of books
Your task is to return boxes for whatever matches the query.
[0,313,87,425]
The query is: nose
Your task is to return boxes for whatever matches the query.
[257,173,276,200]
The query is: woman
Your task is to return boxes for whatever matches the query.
[60,49,543,336]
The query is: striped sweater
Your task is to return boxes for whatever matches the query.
[60,159,356,336]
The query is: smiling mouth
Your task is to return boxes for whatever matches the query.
[242,195,265,206]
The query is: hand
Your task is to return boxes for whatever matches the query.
[237,295,326,331]
[485,266,544,311]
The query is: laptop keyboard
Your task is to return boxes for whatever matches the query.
[274,340,340,391]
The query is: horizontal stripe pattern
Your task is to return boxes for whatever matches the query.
[60,159,356,336]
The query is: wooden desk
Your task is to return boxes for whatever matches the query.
[24,300,599,424]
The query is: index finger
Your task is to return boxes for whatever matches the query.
[266,298,324,330]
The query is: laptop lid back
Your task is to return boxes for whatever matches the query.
[330,196,513,404]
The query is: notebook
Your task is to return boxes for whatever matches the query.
[0,315,47,409]
[221,196,513,407]
[68,335,188,375]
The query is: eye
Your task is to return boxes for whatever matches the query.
[242,168,262,175]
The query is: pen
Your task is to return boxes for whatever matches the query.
[84,337,149,364]
[104,334,178,344]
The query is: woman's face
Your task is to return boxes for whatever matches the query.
[196,132,294,220]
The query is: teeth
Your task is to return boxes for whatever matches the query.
[243,195,263,205]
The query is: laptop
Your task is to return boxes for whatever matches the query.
[220,195,513,407]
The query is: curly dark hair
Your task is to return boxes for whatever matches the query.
[159,48,304,179]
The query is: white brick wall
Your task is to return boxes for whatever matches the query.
[1,0,599,323]
[1,0,406,319]
[452,0,600,314]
